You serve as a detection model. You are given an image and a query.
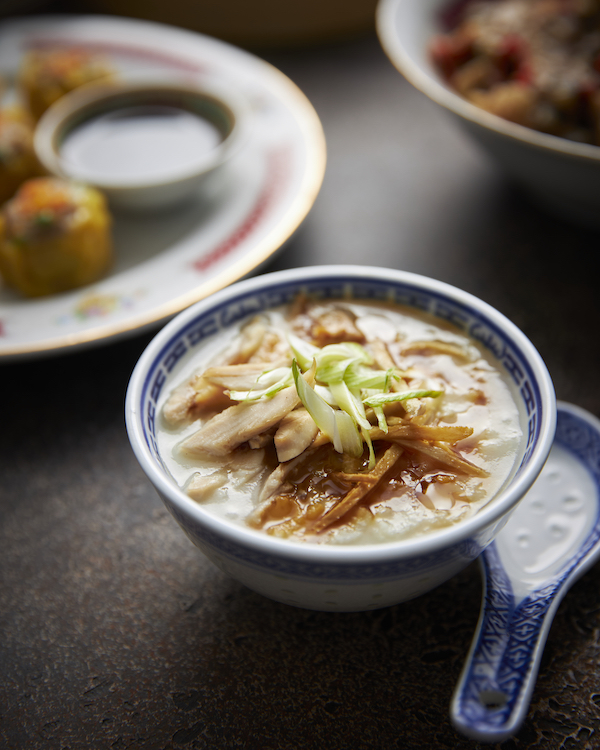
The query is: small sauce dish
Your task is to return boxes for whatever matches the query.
[34,77,249,211]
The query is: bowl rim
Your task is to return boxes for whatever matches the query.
[34,75,250,191]
[125,264,556,564]
[376,0,600,164]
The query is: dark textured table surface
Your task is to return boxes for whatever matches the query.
[3,22,600,750]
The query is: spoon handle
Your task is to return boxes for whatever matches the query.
[450,542,566,744]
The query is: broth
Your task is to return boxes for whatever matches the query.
[158,298,523,545]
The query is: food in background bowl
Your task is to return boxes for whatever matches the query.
[430,0,600,145]
[18,47,116,122]
[0,105,41,204]
[0,176,113,297]
[377,0,600,226]
[125,267,555,612]
[161,296,522,545]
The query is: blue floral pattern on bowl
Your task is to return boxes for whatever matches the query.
[126,266,555,611]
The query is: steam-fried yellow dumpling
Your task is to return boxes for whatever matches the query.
[18,47,115,121]
[0,105,41,204]
[0,177,113,297]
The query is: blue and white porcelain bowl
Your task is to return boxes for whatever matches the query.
[125,266,556,612]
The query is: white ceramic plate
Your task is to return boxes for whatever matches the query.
[0,15,326,360]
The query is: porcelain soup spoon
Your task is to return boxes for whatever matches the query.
[451,401,600,743]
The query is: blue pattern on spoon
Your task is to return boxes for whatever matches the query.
[451,401,600,742]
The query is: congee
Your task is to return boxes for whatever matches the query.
[159,296,523,545]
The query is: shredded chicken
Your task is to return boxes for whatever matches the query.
[400,340,473,360]
[180,384,301,457]
[202,361,289,390]
[248,451,310,526]
[180,368,315,458]
[311,307,364,343]
[274,408,319,462]
[232,318,268,363]
[248,432,275,450]
[162,321,284,427]
[163,381,198,427]
[186,471,228,502]
[186,449,267,502]
[189,377,232,413]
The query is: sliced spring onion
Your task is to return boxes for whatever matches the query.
[314,384,337,406]
[227,367,294,402]
[228,331,445,463]
[292,359,340,450]
[363,385,391,434]
[362,389,443,408]
[344,363,400,391]
[328,378,371,432]
[316,357,354,384]
[319,342,372,362]
[361,426,376,469]
[287,333,319,371]
[315,342,372,382]
[373,405,388,434]
[292,360,363,457]
[336,409,364,458]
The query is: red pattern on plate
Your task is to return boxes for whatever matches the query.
[192,146,291,273]
[25,37,207,74]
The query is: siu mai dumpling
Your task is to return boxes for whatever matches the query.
[18,47,115,121]
[0,105,41,204]
[0,177,113,297]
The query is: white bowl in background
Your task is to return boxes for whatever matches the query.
[35,77,250,211]
[377,0,600,226]
[125,265,556,612]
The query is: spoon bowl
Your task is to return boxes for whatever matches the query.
[451,401,600,742]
